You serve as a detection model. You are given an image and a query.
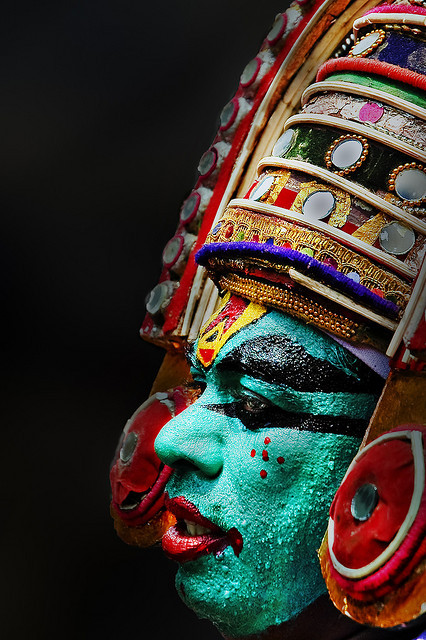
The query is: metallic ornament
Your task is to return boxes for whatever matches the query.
[302,190,336,221]
[395,169,426,202]
[272,129,295,157]
[249,175,276,201]
[349,29,386,57]
[379,222,416,256]
[351,483,379,521]
[325,135,369,176]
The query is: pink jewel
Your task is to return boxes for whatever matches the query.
[359,103,384,124]
[371,288,384,298]
[322,256,338,270]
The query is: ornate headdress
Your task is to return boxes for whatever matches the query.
[112,0,426,631]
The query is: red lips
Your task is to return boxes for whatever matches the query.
[162,496,243,563]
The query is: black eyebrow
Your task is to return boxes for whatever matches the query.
[217,335,384,395]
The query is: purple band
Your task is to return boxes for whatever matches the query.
[196,241,400,318]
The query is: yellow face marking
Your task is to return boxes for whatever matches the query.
[196,291,267,368]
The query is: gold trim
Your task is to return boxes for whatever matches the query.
[352,213,391,244]
[265,170,291,204]
[207,206,411,308]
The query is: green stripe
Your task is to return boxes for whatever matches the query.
[326,72,426,109]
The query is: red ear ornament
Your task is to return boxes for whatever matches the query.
[321,425,426,628]
[109,386,194,547]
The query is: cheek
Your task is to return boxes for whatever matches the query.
[242,433,290,482]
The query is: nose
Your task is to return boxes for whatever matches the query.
[155,402,224,478]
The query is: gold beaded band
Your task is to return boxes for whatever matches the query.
[207,206,411,308]
[217,272,390,351]
[218,272,359,339]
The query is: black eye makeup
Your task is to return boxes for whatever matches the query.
[203,394,369,437]
[187,367,207,396]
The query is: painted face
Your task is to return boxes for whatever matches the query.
[155,295,383,638]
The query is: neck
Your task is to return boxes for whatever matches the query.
[223,595,421,640]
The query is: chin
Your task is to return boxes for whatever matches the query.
[173,547,326,639]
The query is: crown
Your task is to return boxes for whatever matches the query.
[194,2,426,362]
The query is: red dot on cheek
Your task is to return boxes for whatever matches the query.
[262,450,269,461]
[264,437,271,445]
[260,469,267,479]
[250,449,256,458]
[277,456,285,464]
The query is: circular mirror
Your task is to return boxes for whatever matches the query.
[302,190,335,220]
[220,100,238,130]
[266,13,287,44]
[162,235,183,267]
[120,432,138,463]
[351,483,379,522]
[240,58,260,87]
[351,31,383,56]
[331,138,364,169]
[394,168,426,202]
[379,221,416,255]
[180,192,200,224]
[198,148,217,176]
[249,175,275,201]
[146,282,169,315]
[272,129,295,157]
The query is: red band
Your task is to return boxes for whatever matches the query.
[316,57,426,92]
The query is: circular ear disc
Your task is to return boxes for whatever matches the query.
[320,425,426,628]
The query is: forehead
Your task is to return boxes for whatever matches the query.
[196,293,350,371]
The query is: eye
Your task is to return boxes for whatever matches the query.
[239,391,270,414]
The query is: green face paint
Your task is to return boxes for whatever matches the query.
[155,304,383,638]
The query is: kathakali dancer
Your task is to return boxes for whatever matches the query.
[110,0,426,637]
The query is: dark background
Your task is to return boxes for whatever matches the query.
[1,2,289,639]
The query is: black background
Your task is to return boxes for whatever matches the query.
[1,2,290,639]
